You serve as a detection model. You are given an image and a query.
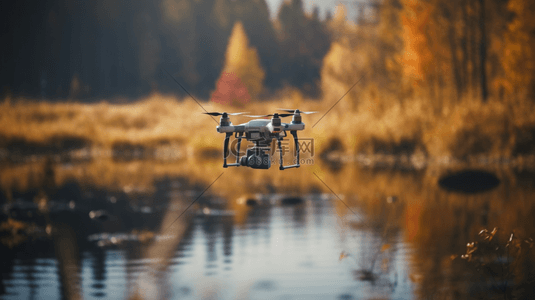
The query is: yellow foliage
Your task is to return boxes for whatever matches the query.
[502,0,535,97]
[401,0,434,85]
[333,4,347,23]
[221,22,265,98]
[321,41,362,105]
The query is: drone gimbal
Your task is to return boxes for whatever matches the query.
[203,109,315,170]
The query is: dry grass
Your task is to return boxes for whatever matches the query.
[0,94,195,147]
[309,93,535,160]
[1,91,535,162]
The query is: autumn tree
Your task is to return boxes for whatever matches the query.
[502,0,535,101]
[399,0,510,104]
[377,0,404,96]
[400,0,440,101]
[212,22,265,105]
[321,2,402,111]
[321,5,365,112]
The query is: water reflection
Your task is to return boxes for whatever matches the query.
[438,169,500,193]
[89,248,106,297]
[0,158,534,299]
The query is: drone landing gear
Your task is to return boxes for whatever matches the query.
[223,132,243,168]
[278,130,300,170]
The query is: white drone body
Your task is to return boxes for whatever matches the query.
[204,109,315,170]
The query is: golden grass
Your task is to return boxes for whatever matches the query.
[312,94,535,160]
[1,90,535,163]
[0,94,193,146]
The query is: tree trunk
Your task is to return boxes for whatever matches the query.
[461,2,469,97]
[470,1,478,99]
[479,0,488,102]
[449,19,462,101]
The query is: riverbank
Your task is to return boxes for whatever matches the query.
[1,94,535,164]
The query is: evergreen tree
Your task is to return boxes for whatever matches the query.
[276,0,330,95]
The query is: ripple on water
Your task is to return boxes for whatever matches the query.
[91,291,106,298]
[253,279,276,291]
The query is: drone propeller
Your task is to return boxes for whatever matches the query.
[246,113,295,118]
[203,112,248,116]
[278,109,317,115]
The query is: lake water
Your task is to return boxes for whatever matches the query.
[1,157,534,299]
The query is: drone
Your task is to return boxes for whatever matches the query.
[203,109,316,170]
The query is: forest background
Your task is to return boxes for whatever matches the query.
[1,0,535,160]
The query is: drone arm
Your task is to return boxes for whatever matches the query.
[217,125,246,133]
[284,123,305,131]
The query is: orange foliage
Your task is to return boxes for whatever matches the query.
[211,72,251,106]
[401,0,434,86]
[502,0,535,97]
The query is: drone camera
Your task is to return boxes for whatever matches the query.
[240,148,271,169]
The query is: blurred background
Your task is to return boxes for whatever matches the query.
[1,0,535,299]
